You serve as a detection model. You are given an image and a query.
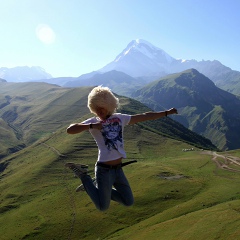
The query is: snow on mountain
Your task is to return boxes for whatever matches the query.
[2,39,239,95]
[115,39,174,63]
[99,39,176,77]
[0,66,52,82]
[97,39,240,94]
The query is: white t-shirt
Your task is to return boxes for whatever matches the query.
[82,113,131,162]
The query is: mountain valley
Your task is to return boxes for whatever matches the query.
[1,63,240,239]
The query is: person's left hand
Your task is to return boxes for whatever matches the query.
[168,108,178,115]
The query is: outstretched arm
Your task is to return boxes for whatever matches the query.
[66,123,90,134]
[129,108,178,125]
[66,122,102,134]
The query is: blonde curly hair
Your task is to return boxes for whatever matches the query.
[87,86,119,115]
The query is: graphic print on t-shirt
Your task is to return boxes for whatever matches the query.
[101,117,123,151]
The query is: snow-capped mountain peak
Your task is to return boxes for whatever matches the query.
[99,39,176,77]
[115,39,174,64]
[122,39,156,57]
[126,39,165,56]
[98,39,235,83]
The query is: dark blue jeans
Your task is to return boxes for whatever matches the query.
[81,164,134,211]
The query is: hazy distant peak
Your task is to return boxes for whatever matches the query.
[114,39,175,64]
[126,38,169,53]
[128,39,157,50]
[0,66,52,82]
[134,39,166,52]
[99,39,177,77]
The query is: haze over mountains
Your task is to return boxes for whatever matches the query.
[99,39,175,78]
[1,39,240,150]
[1,39,240,95]
[0,66,52,82]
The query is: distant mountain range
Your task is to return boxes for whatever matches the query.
[63,39,240,96]
[0,66,52,82]
[1,39,240,150]
[98,39,240,96]
[1,39,240,95]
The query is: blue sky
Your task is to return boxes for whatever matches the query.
[0,0,240,77]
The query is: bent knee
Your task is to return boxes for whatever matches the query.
[124,198,134,207]
[97,204,110,212]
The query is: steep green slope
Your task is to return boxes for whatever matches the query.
[212,69,240,96]
[132,69,240,150]
[0,122,239,240]
[0,83,93,157]
[0,82,216,158]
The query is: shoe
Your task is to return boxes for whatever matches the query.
[65,162,88,177]
[76,178,96,192]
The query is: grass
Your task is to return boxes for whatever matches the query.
[107,200,240,240]
[1,122,240,240]
[0,82,217,161]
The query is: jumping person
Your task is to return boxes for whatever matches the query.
[65,86,178,211]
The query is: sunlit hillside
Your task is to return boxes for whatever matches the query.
[0,82,216,158]
[0,117,240,239]
[1,82,239,240]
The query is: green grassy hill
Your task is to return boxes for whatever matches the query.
[0,83,94,157]
[2,82,238,240]
[132,69,240,150]
[0,82,216,158]
[1,119,240,239]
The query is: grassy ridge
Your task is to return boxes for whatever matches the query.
[0,83,93,156]
[131,69,240,150]
[0,82,216,159]
[0,122,239,239]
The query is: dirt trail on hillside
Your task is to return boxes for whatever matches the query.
[41,142,76,240]
[41,143,66,157]
[202,151,240,172]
